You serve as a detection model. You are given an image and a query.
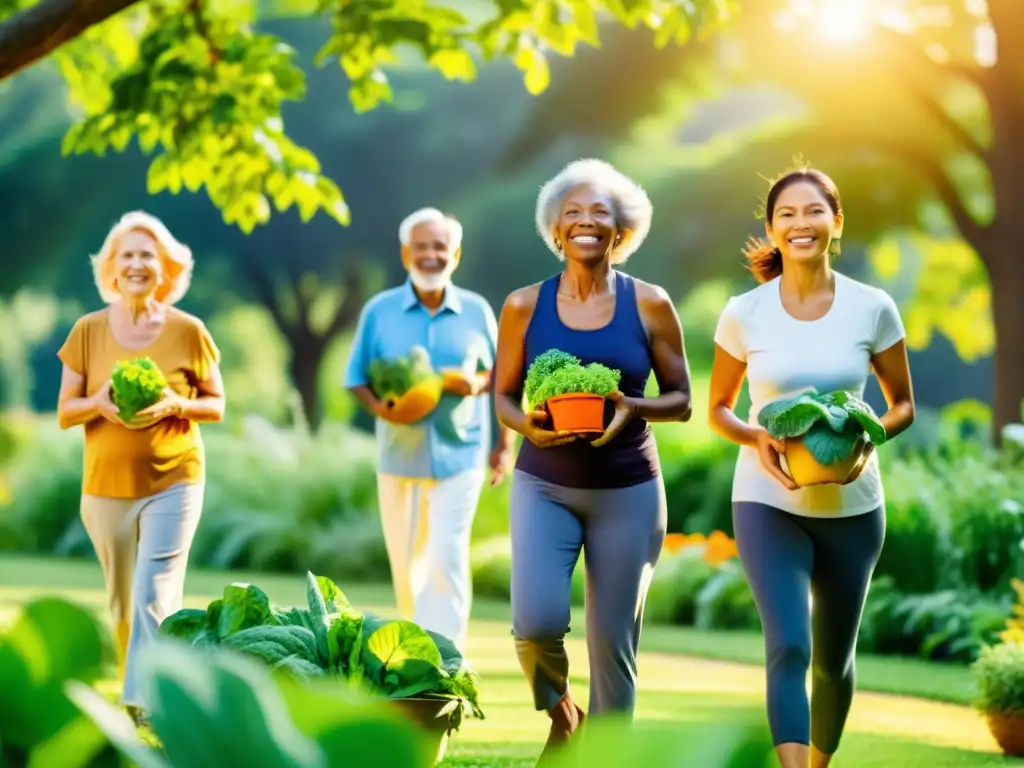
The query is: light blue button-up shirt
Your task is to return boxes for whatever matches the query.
[343,279,498,480]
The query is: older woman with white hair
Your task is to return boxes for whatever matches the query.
[56,210,224,722]
[493,159,693,762]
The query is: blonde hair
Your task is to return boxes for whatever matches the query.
[535,158,653,265]
[91,211,194,305]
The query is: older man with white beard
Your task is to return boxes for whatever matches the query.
[344,207,513,651]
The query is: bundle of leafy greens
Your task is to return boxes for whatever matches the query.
[524,349,621,411]
[757,390,887,465]
[111,356,167,421]
[159,572,484,730]
[369,345,437,404]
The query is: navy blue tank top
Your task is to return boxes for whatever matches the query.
[515,270,661,489]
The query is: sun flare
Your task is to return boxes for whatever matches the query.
[816,2,870,43]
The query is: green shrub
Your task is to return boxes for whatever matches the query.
[973,641,1024,716]
[858,576,1012,662]
[644,549,718,625]
[1,418,391,580]
[661,440,737,536]
[875,455,952,594]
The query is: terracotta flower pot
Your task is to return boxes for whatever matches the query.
[390,697,461,765]
[383,376,444,425]
[987,711,1024,757]
[782,435,863,487]
[546,393,606,434]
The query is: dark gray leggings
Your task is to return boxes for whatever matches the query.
[733,502,886,754]
[510,470,666,715]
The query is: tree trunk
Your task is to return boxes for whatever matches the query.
[988,249,1024,442]
[287,332,327,434]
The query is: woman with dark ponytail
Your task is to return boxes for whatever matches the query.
[708,168,915,768]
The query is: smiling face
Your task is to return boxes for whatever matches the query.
[402,219,460,291]
[766,180,843,267]
[113,229,163,299]
[554,184,621,265]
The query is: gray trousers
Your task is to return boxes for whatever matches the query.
[733,502,885,754]
[510,470,666,715]
[81,481,204,708]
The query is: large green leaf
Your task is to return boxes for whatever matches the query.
[545,714,773,768]
[0,598,113,751]
[159,609,208,643]
[843,397,888,446]
[137,641,325,768]
[276,675,429,767]
[757,393,830,439]
[363,621,444,698]
[216,583,278,639]
[801,422,861,465]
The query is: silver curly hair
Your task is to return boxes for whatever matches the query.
[535,158,653,264]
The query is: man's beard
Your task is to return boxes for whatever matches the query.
[409,263,455,291]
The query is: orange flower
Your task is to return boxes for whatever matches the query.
[705,530,739,565]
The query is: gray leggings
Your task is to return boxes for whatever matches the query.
[510,470,666,715]
[733,502,885,754]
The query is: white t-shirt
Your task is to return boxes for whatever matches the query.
[713,272,906,518]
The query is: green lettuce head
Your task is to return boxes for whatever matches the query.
[757,389,887,465]
[524,349,621,410]
[111,356,167,421]
[368,345,436,402]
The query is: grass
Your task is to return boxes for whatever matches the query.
[2,555,1023,767]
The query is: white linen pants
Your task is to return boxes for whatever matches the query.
[376,468,484,651]
[80,481,204,708]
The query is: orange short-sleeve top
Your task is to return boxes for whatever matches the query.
[57,307,221,499]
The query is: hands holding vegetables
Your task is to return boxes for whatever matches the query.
[89,357,188,429]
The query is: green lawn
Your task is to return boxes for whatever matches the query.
[2,555,1022,768]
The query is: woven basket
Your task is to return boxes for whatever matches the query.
[987,712,1024,757]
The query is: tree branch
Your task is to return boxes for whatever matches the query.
[0,0,141,81]
[874,24,989,91]
[903,77,989,161]
[873,140,989,254]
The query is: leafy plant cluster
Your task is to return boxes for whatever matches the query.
[37,0,731,233]
[61,9,348,235]
[757,389,887,465]
[159,572,483,728]
[369,345,437,403]
[0,591,775,768]
[111,356,167,421]
[973,641,1024,717]
[524,348,620,411]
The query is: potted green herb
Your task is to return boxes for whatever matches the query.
[159,573,483,764]
[972,640,1024,757]
[757,390,887,486]
[524,349,621,434]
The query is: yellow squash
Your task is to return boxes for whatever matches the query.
[383,374,444,425]
[782,435,864,487]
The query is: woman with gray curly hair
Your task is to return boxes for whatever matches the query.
[493,158,693,763]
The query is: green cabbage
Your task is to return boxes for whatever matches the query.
[159,571,484,727]
[110,356,167,421]
[757,389,887,465]
[524,348,621,411]
[368,345,436,402]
